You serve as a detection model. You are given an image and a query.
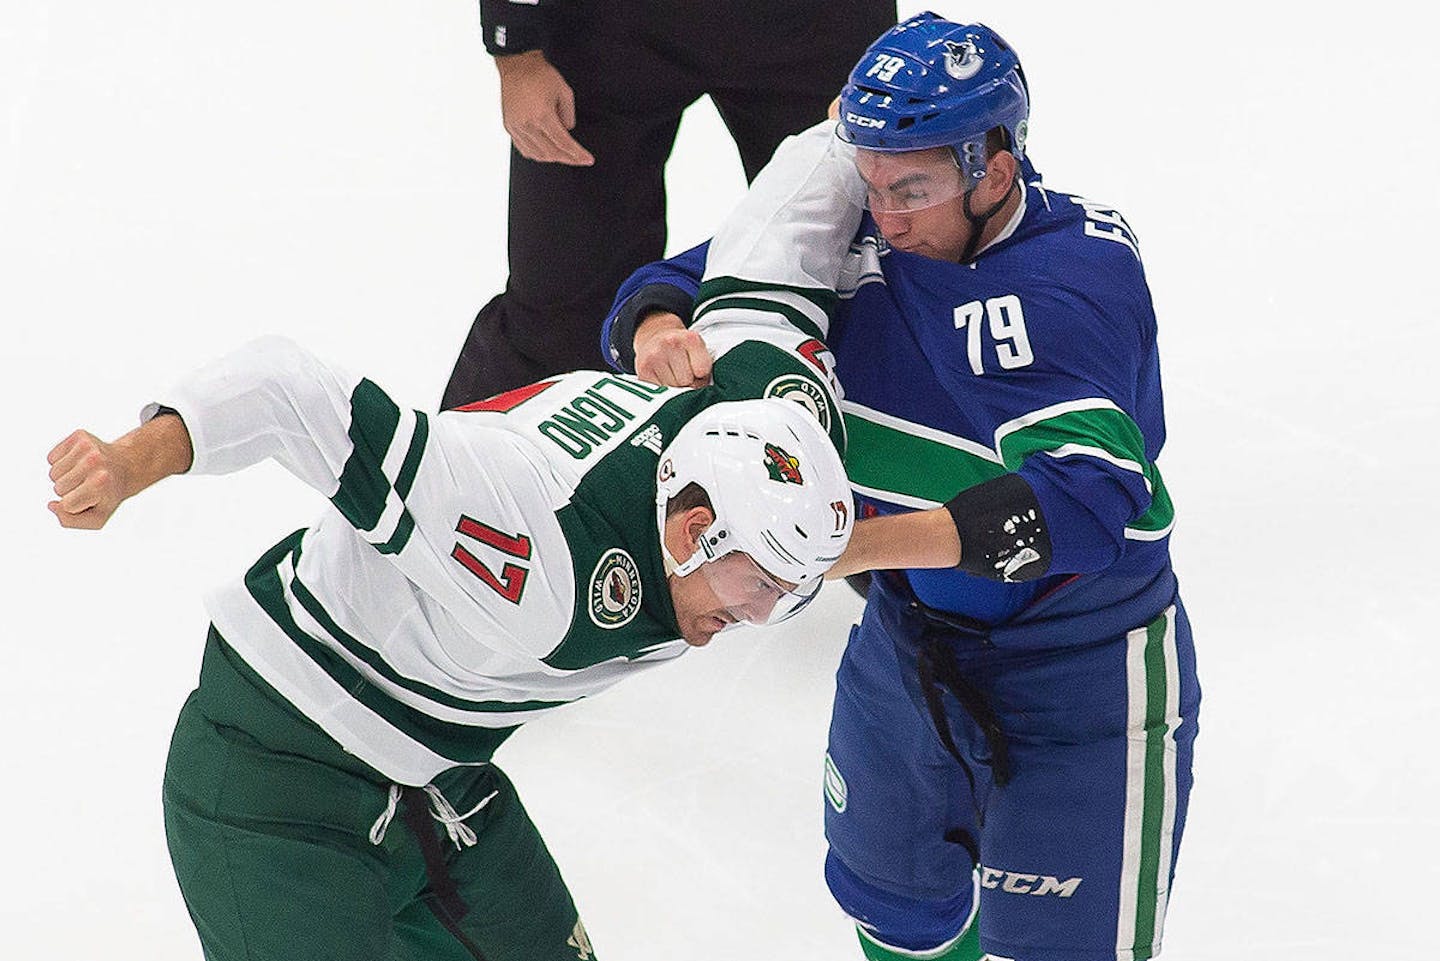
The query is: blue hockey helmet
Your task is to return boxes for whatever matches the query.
[837,13,1029,185]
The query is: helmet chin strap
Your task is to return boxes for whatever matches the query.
[958,175,1019,263]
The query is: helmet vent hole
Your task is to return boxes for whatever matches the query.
[794,525,808,538]
[896,117,915,131]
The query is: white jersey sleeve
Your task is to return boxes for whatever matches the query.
[146,335,392,500]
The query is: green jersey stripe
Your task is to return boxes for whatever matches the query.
[394,410,428,499]
[332,378,400,530]
[694,295,826,343]
[843,400,1177,540]
[843,411,1006,504]
[288,574,572,716]
[332,384,430,553]
[370,410,429,555]
[374,510,415,556]
[1127,467,1175,537]
[998,402,1177,538]
[998,406,1147,470]
[242,533,524,764]
[696,275,839,320]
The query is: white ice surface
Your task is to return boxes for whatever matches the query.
[3,2,1437,959]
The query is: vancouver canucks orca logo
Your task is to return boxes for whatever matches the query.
[763,443,804,485]
[942,39,984,80]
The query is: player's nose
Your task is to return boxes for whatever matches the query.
[873,209,910,239]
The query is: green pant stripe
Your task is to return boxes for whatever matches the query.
[1118,607,1178,960]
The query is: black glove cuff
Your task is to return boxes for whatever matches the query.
[608,283,695,373]
[944,473,1053,583]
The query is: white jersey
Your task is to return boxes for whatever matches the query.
[153,334,842,784]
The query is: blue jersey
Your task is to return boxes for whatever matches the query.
[604,164,1175,630]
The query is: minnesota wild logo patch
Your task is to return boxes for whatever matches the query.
[589,549,642,629]
[764,374,832,431]
[763,443,804,484]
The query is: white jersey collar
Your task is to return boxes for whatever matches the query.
[972,177,1028,261]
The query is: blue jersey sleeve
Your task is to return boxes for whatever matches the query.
[600,242,709,372]
[948,281,1170,577]
[910,252,1169,579]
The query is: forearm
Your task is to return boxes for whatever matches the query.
[115,412,194,493]
[826,509,961,579]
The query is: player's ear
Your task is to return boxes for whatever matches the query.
[982,150,1018,198]
[682,506,715,547]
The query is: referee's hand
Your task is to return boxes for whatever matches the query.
[495,50,595,166]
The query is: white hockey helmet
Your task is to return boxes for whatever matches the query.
[655,397,853,625]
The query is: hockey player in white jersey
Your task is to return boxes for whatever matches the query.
[45,334,851,961]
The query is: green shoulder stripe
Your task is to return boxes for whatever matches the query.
[997,401,1148,471]
[995,399,1176,537]
[1128,466,1175,536]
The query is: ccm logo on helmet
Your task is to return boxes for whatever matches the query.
[980,866,1082,898]
[845,112,886,129]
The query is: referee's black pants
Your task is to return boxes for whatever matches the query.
[441,0,896,409]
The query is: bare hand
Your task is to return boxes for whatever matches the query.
[47,414,193,530]
[496,50,595,166]
[634,312,713,388]
[46,430,134,529]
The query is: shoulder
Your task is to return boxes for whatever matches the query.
[979,183,1158,352]
[1013,182,1150,288]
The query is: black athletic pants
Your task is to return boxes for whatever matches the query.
[441,0,896,409]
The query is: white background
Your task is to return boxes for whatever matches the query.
[3,2,1437,959]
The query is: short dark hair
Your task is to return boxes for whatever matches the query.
[664,481,713,519]
[985,125,1011,159]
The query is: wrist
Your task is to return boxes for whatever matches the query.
[494,49,548,78]
[116,414,194,496]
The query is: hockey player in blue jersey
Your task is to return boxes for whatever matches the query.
[600,13,1200,961]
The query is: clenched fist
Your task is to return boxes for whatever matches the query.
[47,414,193,529]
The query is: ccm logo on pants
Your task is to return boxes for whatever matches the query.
[980,867,1083,898]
